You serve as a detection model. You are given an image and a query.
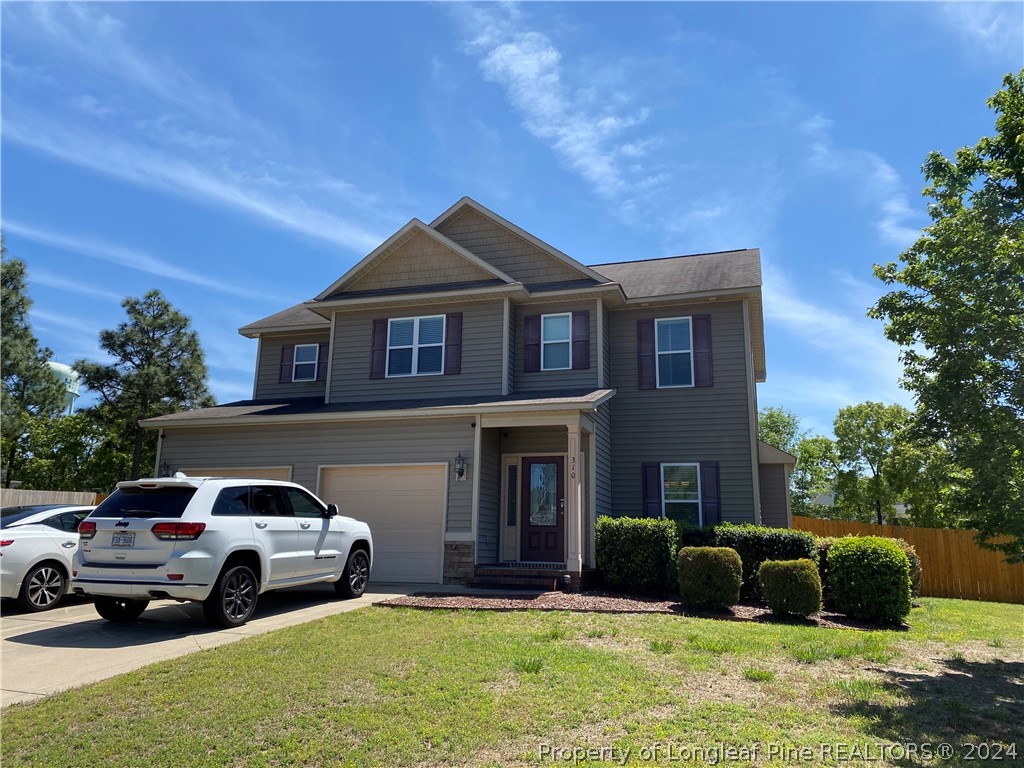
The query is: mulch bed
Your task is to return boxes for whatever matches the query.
[375,591,900,631]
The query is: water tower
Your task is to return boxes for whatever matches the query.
[46,362,81,415]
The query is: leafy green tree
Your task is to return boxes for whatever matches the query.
[870,72,1024,560]
[17,414,104,491]
[886,436,965,529]
[1,248,67,486]
[791,435,839,517]
[76,290,214,480]
[832,402,912,524]
[758,406,804,454]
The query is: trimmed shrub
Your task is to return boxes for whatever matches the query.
[677,547,743,610]
[758,559,822,617]
[711,524,817,602]
[676,523,716,549]
[827,536,912,625]
[596,516,677,595]
[893,539,923,598]
[816,537,836,610]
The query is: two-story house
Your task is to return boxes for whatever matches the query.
[143,197,793,586]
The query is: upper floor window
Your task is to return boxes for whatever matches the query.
[656,317,693,388]
[661,463,701,528]
[541,313,572,371]
[292,344,320,382]
[387,315,445,377]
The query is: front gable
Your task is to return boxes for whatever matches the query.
[316,219,515,301]
[432,198,605,288]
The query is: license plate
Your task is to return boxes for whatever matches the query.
[111,532,136,548]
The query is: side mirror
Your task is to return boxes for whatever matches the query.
[326,503,339,518]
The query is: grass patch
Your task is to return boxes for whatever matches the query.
[2,598,1021,767]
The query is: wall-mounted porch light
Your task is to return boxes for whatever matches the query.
[454,452,467,482]
[159,461,172,477]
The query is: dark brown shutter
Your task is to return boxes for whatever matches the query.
[370,319,387,379]
[700,461,721,526]
[571,311,590,370]
[637,319,656,390]
[641,462,662,518]
[444,312,463,375]
[693,314,713,388]
[316,342,329,382]
[524,314,541,373]
[278,345,295,384]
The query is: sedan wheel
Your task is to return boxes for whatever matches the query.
[17,563,67,612]
[203,564,258,628]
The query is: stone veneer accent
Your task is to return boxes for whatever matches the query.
[443,541,475,584]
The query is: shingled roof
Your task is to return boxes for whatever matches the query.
[591,249,761,299]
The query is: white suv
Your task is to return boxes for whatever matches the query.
[71,475,373,628]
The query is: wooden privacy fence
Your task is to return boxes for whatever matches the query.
[0,489,102,507]
[792,515,1024,605]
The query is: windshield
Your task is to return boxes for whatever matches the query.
[0,505,65,529]
[89,487,197,519]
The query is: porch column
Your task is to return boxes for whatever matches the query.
[566,423,584,575]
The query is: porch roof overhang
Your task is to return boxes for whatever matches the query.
[141,388,616,430]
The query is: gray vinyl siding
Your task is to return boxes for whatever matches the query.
[758,464,790,528]
[601,301,611,388]
[477,428,501,564]
[506,302,516,394]
[437,208,585,286]
[608,300,756,523]
[328,300,505,403]
[594,402,613,516]
[499,426,567,455]
[254,332,330,401]
[158,418,474,532]
[513,299,599,392]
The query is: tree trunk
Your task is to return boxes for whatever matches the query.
[875,499,884,525]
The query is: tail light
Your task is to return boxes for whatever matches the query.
[151,522,206,540]
[78,521,97,540]
[1,540,14,547]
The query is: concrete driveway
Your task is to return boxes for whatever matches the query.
[1,582,417,707]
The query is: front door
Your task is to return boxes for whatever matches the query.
[520,456,565,562]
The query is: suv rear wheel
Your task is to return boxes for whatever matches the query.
[94,597,149,622]
[335,548,369,599]
[203,564,258,628]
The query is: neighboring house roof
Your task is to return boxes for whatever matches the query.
[142,388,617,428]
[238,304,330,337]
[758,440,797,466]
[592,249,761,300]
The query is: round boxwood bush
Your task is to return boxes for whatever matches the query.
[893,538,923,598]
[758,558,822,617]
[711,524,818,602]
[677,547,742,610]
[596,516,677,595]
[816,537,836,610]
[827,536,912,625]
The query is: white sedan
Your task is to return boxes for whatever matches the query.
[1,505,94,611]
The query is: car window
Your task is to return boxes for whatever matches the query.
[0,505,64,528]
[212,486,252,517]
[46,512,87,532]
[284,488,325,519]
[250,486,289,517]
[89,487,196,518]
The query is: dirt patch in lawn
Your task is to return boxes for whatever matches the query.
[375,591,899,630]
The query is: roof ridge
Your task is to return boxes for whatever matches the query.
[590,248,754,267]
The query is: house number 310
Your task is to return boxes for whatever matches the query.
[571,456,577,479]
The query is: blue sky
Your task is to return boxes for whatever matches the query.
[3,2,1021,436]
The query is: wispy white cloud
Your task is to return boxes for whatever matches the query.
[5,220,275,302]
[940,2,1024,63]
[28,268,122,303]
[4,4,386,255]
[456,4,655,201]
[801,114,923,248]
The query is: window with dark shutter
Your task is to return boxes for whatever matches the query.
[316,342,329,382]
[370,319,387,379]
[524,315,541,373]
[641,462,661,518]
[637,320,656,390]
[444,313,462,375]
[699,461,721,526]
[693,315,713,388]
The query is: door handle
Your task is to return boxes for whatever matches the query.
[255,521,268,529]
[62,541,76,548]
[300,522,311,529]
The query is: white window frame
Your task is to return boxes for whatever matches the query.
[660,462,702,525]
[655,316,695,389]
[386,315,446,377]
[540,312,572,371]
[292,343,319,382]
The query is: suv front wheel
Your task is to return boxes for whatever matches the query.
[95,597,149,622]
[203,564,258,628]
[335,548,369,599]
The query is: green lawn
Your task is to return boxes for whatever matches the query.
[4,599,1022,767]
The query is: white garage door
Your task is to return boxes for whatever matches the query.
[319,465,446,584]
[179,467,292,481]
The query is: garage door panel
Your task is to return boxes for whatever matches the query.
[320,465,445,584]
